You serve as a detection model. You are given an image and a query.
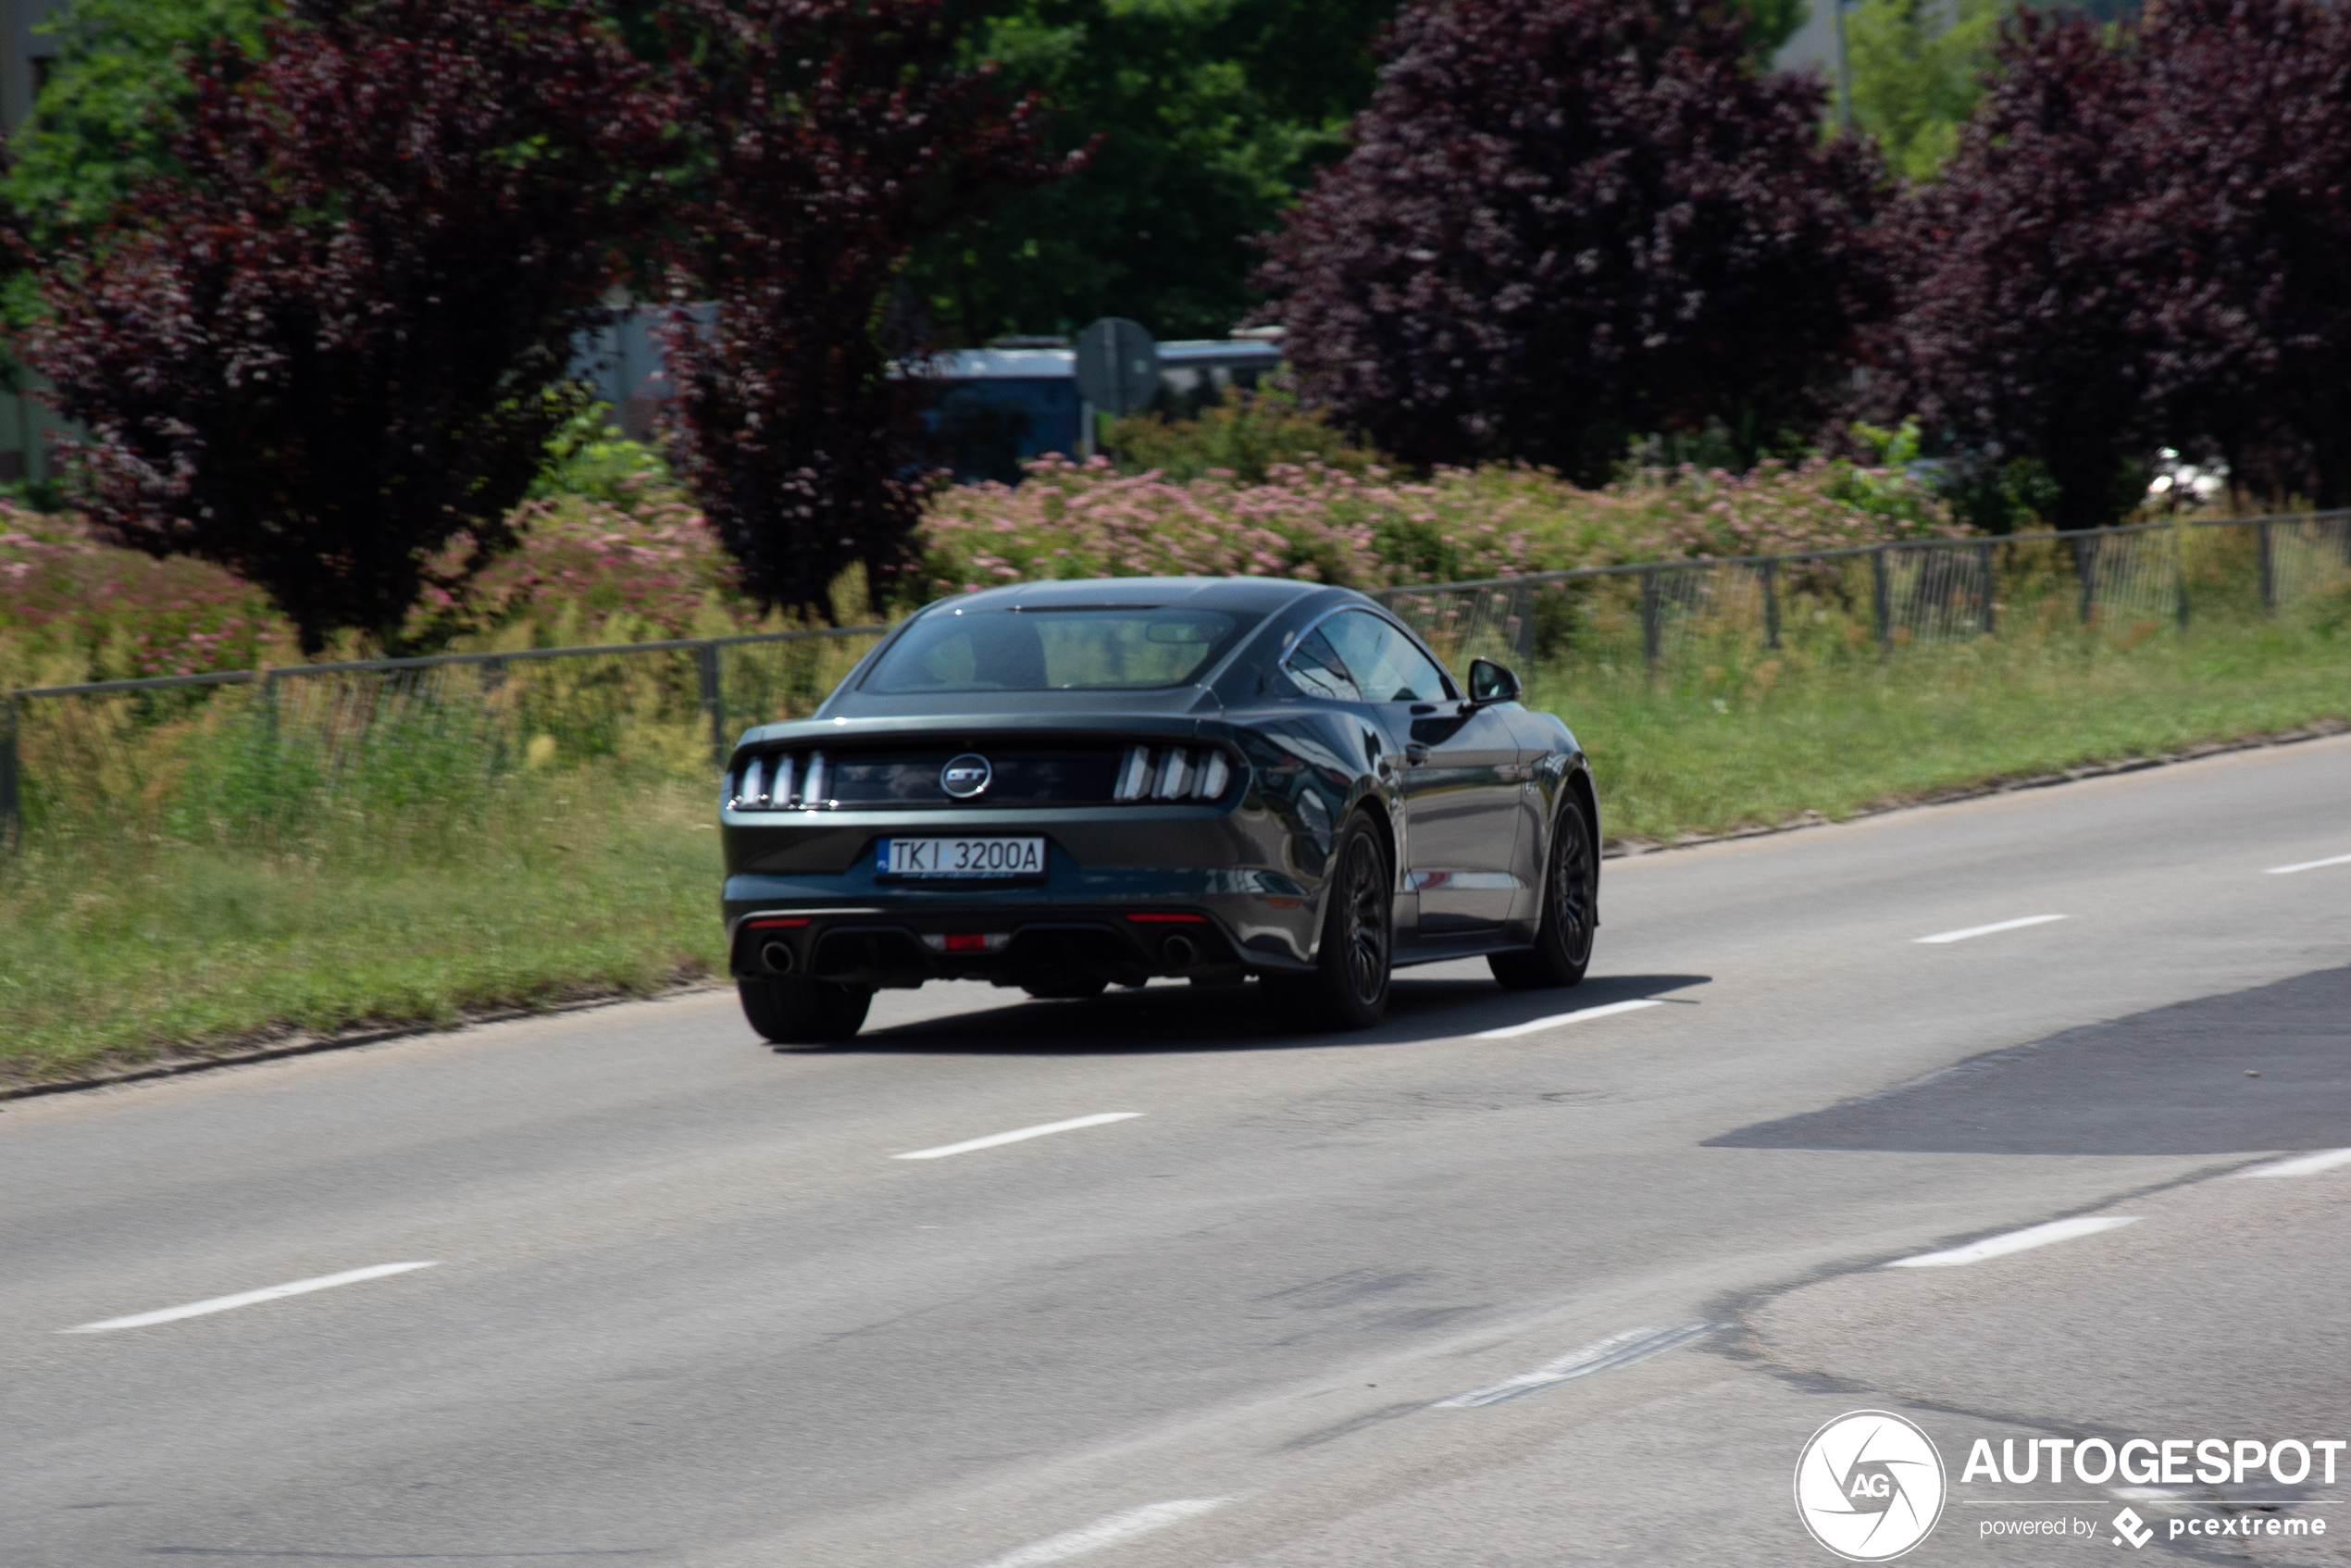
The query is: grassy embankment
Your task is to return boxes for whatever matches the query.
[4,605,2344,1086]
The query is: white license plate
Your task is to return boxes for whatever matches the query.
[879,837,1047,877]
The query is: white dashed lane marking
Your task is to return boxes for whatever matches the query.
[1914,914,2070,944]
[2266,852,2351,875]
[2237,1149,2351,1178]
[965,1498,1235,1568]
[1475,998,1663,1039]
[61,1262,441,1333]
[1886,1216,2137,1268]
[891,1113,1143,1161]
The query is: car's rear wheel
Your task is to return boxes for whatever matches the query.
[1490,794,1597,990]
[1270,813,1393,1031]
[738,977,872,1044]
[1022,977,1110,1000]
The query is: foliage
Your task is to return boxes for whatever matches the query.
[914,453,1962,598]
[1844,0,2000,182]
[653,0,1065,623]
[1254,0,1882,487]
[1874,9,2154,533]
[0,0,276,269]
[2127,0,2351,509]
[1881,0,2351,522]
[900,0,1393,342]
[22,0,665,655]
[529,402,677,506]
[1103,392,1390,483]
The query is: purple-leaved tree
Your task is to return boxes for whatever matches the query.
[655,0,1068,620]
[1253,0,1881,484]
[26,0,665,653]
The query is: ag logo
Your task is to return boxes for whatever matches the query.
[939,753,992,799]
[1795,1410,1947,1561]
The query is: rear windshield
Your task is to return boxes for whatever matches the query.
[866,605,1255,693]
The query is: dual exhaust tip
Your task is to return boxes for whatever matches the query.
[760,931,1198,975]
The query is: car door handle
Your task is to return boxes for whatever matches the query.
[1403,742,1430,765]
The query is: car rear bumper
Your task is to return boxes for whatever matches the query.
[723,865,1318,987]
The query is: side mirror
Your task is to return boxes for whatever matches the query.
[1466,657,1522,706]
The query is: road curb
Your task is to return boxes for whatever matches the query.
[1600,716,2349,860]
[0,979,728,1106]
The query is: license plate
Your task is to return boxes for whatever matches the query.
[878,837,1046,877]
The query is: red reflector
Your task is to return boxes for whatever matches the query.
[942,932,990,952]
[1125,913,1207,924]
[747,917,810,929]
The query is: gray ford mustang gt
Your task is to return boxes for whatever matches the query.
[718,577,1599,1041]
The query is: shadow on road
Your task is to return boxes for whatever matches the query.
[1709,964,2351,1155]
[813,969,1712,1058]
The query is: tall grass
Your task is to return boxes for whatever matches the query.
[1546,605,2350,843]
[2,567,2344,1086]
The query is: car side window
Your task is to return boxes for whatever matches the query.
[1318,610,1450,702]
[1284,627,1362,702]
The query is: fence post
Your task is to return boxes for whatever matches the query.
[1760,558,1781,651]
[2173,525,2192,631]
[1976,541,1998,636]
[1870,546,1891,651]
[694,641,728,769]
[0,690,19,849]
[258,668,279,747]
[1639,566,1661,672]
[1510,581,1536,663]
[2258,518,2276,614]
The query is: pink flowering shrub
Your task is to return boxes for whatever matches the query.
[454,490,755,641]
[4,453,1966,682]
[0,506,283,685]
[916,455,1970,597]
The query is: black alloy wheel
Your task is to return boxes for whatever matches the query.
[738,976,873,1044]
[1270,813,1394,1030]
[1490,795,1597,990]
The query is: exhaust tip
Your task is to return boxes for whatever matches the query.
[1163,934,1199,970]
[760,940,797,975]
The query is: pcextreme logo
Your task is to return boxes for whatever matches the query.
[1795,1411,1949,1562]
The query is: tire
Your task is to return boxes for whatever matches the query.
[1269,813,1394,1031]
[1489,793,1597,990]
[1021,977,1110,1000]
[738,976,872,1044]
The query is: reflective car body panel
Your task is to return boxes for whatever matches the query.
[717,578,1595,992]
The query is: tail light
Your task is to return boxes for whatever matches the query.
[1113,744,1234,803]
[728,750,826,810]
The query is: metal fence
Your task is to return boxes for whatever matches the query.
[4,510,2347,843]
[0,624,885,842]
[1371,510,2351,674]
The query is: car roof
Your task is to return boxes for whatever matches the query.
[926,577,1355,616]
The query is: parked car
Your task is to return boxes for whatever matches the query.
[717,577,1600,1041]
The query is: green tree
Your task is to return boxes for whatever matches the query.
[1843,0,1999,181]
[901,0,1393,343]
[2,0,278,257]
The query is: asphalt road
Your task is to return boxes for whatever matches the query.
[5,734,2348,1568]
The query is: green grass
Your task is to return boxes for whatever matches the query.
[2,608,2345,1086]
[0,775,727,1085]
[1542,612,2350,843]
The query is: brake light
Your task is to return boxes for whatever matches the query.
[746,917,810,929]
[1113,744,1235,802]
